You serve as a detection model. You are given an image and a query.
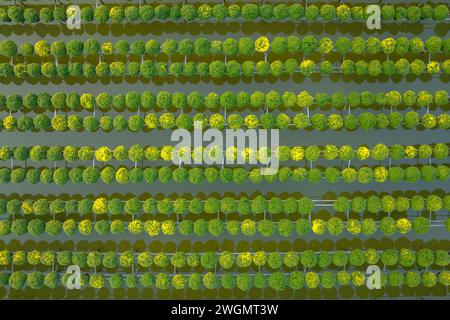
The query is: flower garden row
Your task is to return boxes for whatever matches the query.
[2,111,449,132]
[1,90,448,113]
[1,35,449,60]
[2,269,449,291]
[0,3,448,24]
[1,143,447,164]
[2,58,450,80]
[0,216,447,238]
[1,248,448,271]
[0,164,447,185]
[2,192,446,217]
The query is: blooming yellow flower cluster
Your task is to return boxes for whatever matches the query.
[3,116,16,131]
[312,219,326,235]
[101,42,113,55]
[95,146,112,162]
[290,146,305,161]
[396,218,412,234]
[115,167,129,183]
[374,167,389,182]
[351,271,366,286]
[160,146,174,161]
[255,36,270,53]
[0,251,10,265]
[427,61,440,74]
[93,198,108,214]
[404,146,417,158]
[90,275,105,289]
[21,201,33,215]
[238,252,252,266]
[244,114,259,128]
[347,219,362,235]
[356,146,371,160]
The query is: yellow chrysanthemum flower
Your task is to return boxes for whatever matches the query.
[95,146,112,162]
[160,146,174,161]
[356,146,371,160]
[161,221,175,235]
[427,61,440,74]
[290,146,305,161]
[0,147,10,161]
[374,166,389,183]
[347,219,361,235]
[34,40,50,57]
[255,36,270,53]
[101,42,113,55]
[119,253,135,266]
[13,251,26,265]
[312,219,326,235]
[366,249,378,264]
[27,251,41,265]
[396,218,412,234]
[244,114,259,129]
[144,114,158,129]
[93,198,107,214]
[351,271,366,286]
[404,146,417,159]
[80,93,95,110]
[115,167,129,184]
[145,220,160,236]
[90,276,104,289]
[439,271,450,286]
[238,252,252,266]
[3,116,16,131]
[21,201,34,215]
[0,251,10,265]
[128,220,143,234]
